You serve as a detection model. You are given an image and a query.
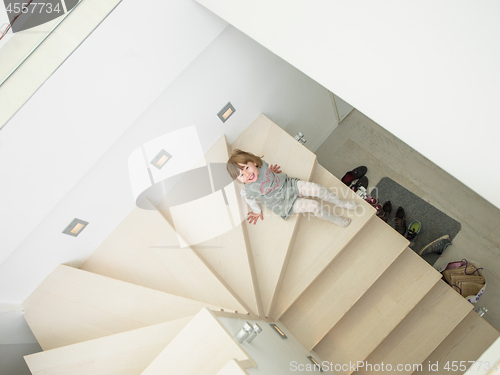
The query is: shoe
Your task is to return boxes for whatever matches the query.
[419,235,451,256]
[377,201,392,222]
[341,166,367,186]
[394,207,406,235]
[365,196,378,205]
[351,176,368,191]
[405,220,421,242]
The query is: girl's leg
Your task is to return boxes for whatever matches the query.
[296,181,357,210]
[291,198,351,227]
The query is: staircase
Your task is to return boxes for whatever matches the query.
[22,114,499,374]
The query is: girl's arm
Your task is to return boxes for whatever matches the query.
[245,198,261,214]
[241,190,264,225]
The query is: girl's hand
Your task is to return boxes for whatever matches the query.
[247,211,264,225]
[269,164,282,173]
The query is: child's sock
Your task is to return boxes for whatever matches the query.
[291,198,351,227]
[317,206,351,227]
[333,199,357,210]
[297,181,357,210]
[318,186,357,210]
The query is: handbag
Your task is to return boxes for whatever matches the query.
[437,259,486,303]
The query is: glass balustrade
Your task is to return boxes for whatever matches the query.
[0,0,82,87]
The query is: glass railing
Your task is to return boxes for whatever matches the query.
[0,0,82,87]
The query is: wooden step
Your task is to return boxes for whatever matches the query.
[231,114,317,317]
[140,308,255,375]
[280,216,409,350]
[22,265,225,350]
[176,135,261,316]
[217,359,250,375]
[415,311,500,375]
[81,203,247,314]
[271,163,375,319]
[314,248,442,374]
[24,317,192,375]
[354,280,473,375]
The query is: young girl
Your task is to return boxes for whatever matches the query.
[226,149,357,227]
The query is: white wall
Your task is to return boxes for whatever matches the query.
[195,0,500,210]
[0,0,228,267]
[0,25,336,304]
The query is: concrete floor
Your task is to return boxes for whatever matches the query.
[316,109,500,332]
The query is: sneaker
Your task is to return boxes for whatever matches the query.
[365,196,378,205]
[377,201,392,222]
[354,186,368,199]
[405,220,421,242]
[341,166,367,186]
[351,176,368,192]
[394,207,406,235]
[419,235,451,256]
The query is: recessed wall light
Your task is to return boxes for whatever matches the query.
[217,102,235,123]
[150,149,172,170]
[307,356,323,372]
[269,323,287,339]
[62,218,89,237]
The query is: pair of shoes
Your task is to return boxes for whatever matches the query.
[376,201,392,222]
[394,207,406,235]
[350,176,369,192]
[419,235,451,256]
[341,166,367,186]
[376,202,407,236]
[405,220,421,242]
[351,176,379,207]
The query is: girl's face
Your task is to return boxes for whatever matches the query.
[237,162,259,184]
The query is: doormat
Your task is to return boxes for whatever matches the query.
[373,177,461,264]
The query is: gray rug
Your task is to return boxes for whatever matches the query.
[372,177,461,265]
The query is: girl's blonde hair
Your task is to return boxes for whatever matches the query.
[226,149,263,181]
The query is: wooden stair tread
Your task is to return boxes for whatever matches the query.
[280,216,408,350]
[230,114,317,316]
[140,308,255,375]
[314,248,442,374]
[355,280,473,375]
[22,265,224,350]
[81,204,247,314]
[217,359,250,374]
[24,317,193,375]
[416,311,500,375]
[188,135,261,316]
[272,162,376,319]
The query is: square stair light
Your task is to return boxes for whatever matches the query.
[62,218,89,237]
[150,149,172,170]
[217,102,235,123]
